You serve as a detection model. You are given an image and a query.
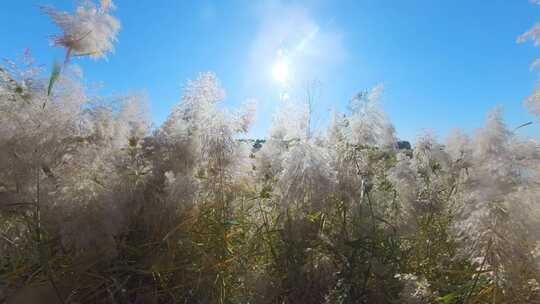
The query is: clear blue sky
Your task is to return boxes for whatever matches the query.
[2,0,540,141]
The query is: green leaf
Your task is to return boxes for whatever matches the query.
[223,220,240,228]
[436,292,457,303]
[47,60,61,96]
[260,186,272,199]
[307,211,322,222]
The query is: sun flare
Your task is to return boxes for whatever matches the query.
[272,60,289,83]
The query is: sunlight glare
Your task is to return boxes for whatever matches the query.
[272,60,289,84]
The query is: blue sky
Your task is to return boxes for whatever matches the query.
[2,0,540,141]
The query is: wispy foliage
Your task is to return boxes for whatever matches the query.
[42,0,120,60]
[2,1,540,304]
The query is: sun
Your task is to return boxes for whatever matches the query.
[272,60,289,84]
